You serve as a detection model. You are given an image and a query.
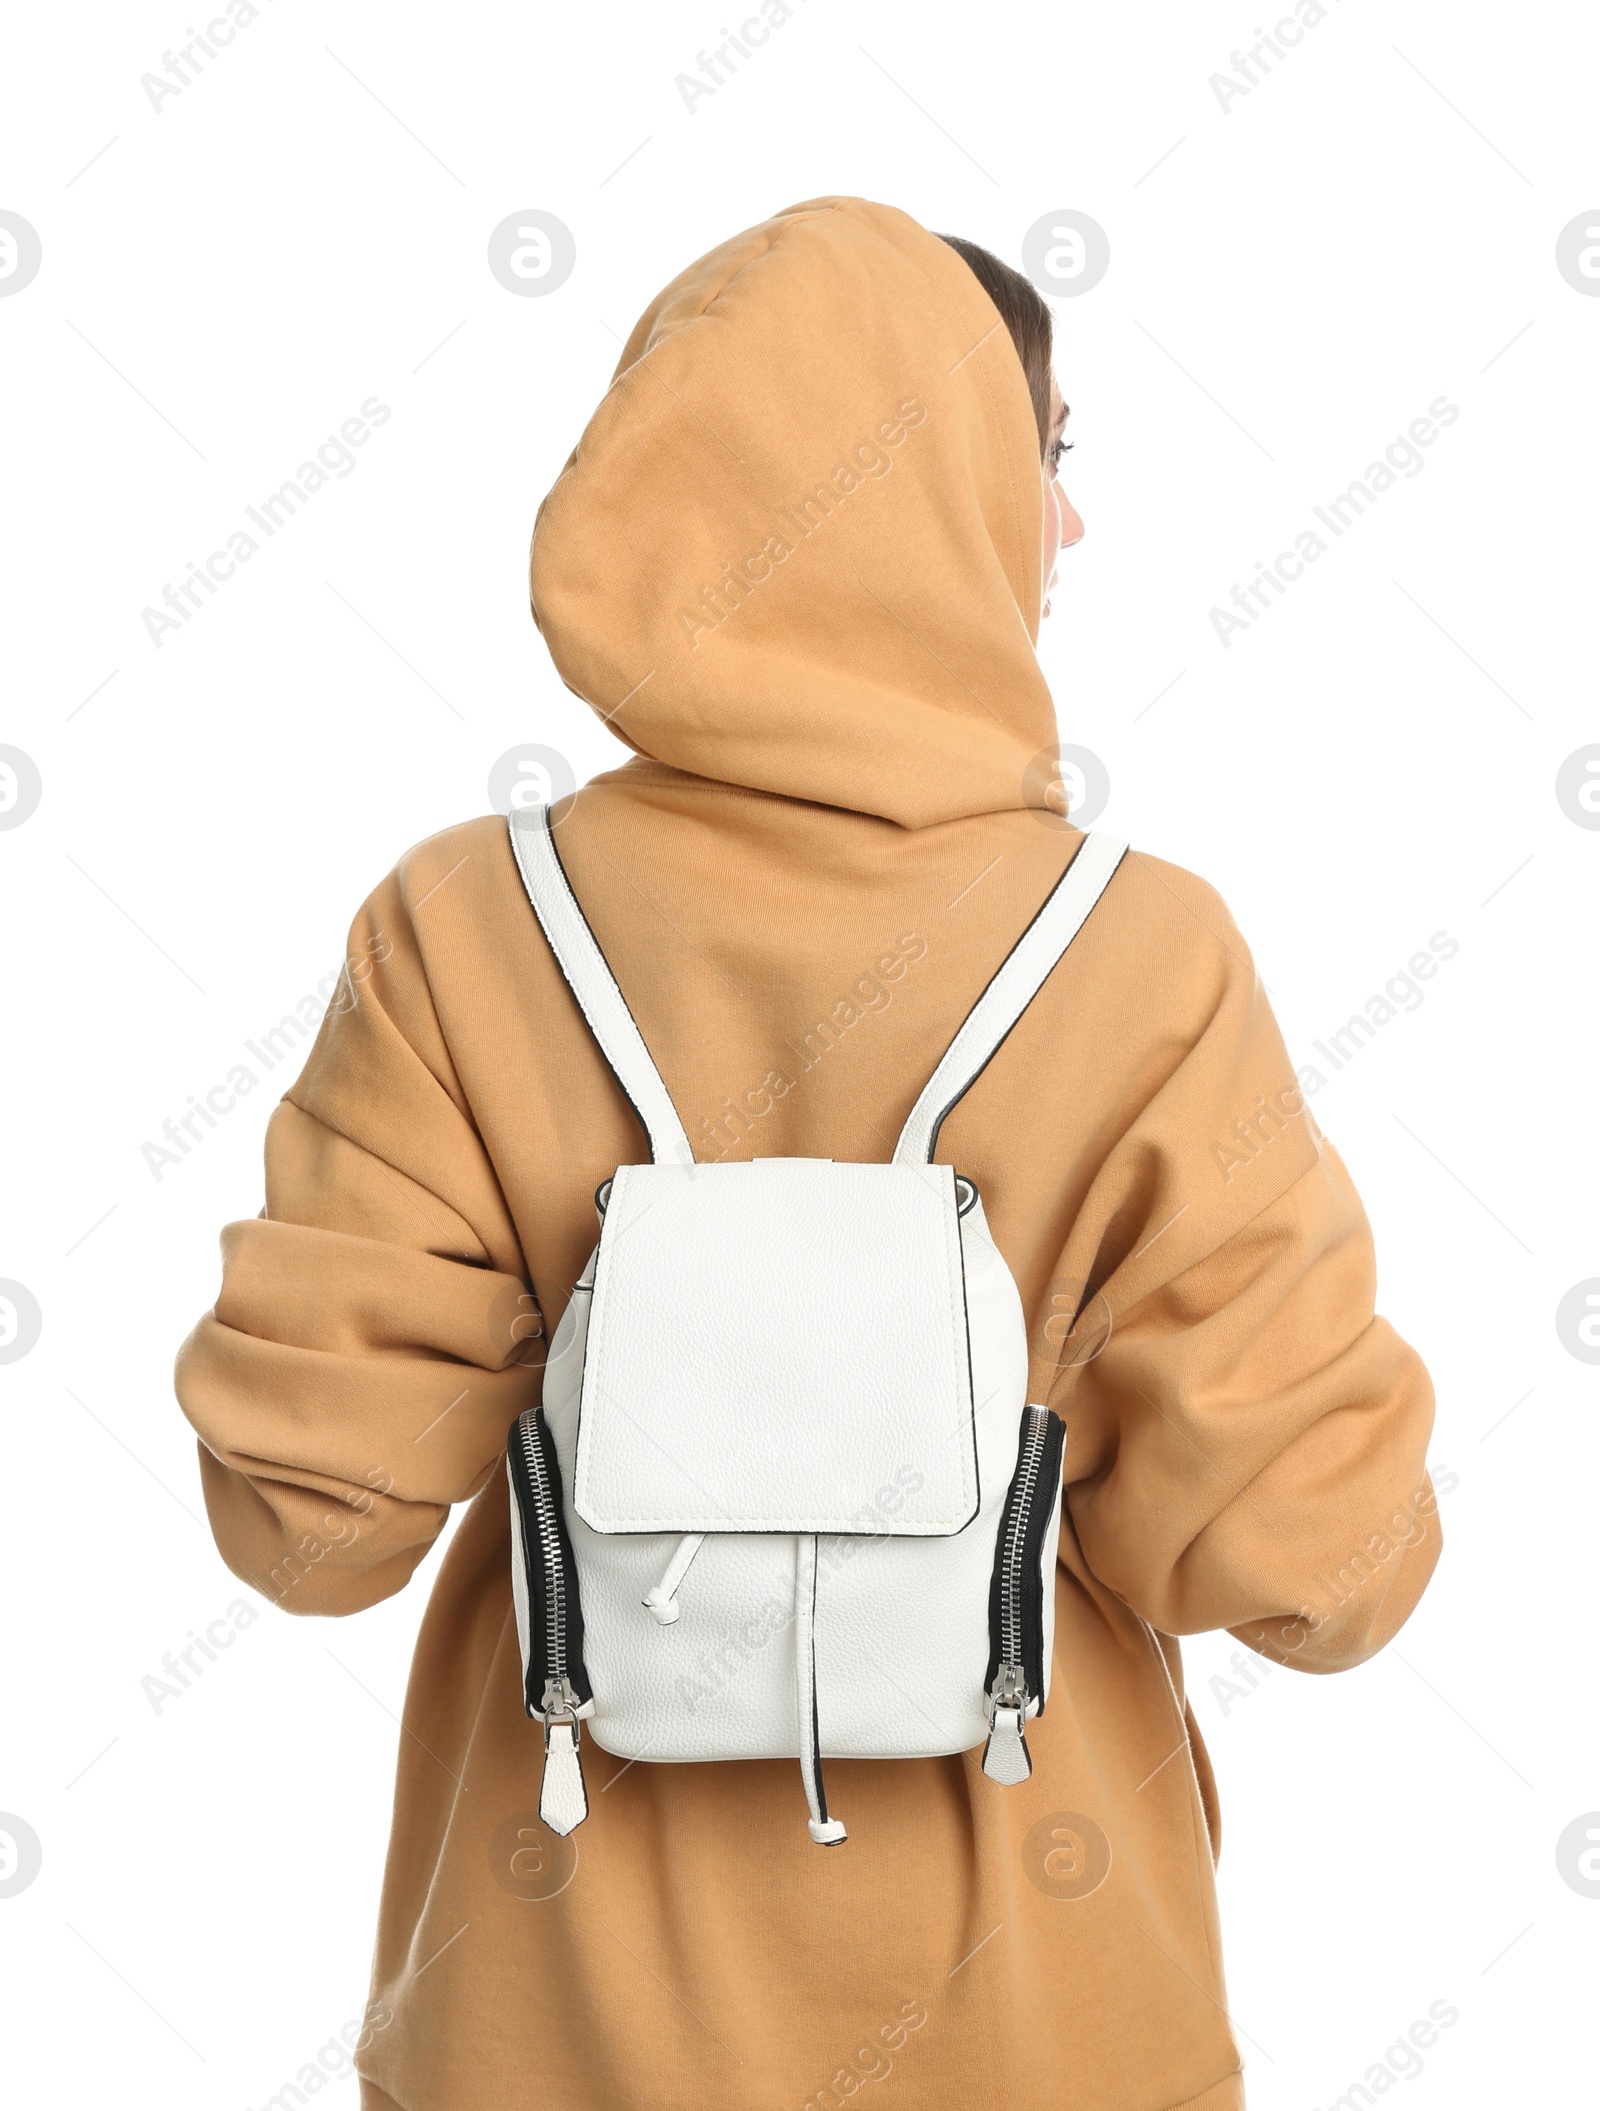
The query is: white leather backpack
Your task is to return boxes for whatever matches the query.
[505,804,1127,1844]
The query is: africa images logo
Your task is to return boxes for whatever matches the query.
[674,398,928,648]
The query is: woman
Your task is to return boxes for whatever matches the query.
[176,196,1439,2111]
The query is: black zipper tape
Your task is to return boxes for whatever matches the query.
[983,1405,1067,1709]
[507,1407,592,1715]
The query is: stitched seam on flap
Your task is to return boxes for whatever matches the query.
[941,1170,979,1516]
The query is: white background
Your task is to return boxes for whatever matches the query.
[2,1,1597,2104]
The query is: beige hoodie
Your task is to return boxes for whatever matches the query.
[175,196,1440,2111]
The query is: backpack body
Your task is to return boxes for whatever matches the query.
[504,806,1126,1842]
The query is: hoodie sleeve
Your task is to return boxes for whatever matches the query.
[1046,858,1441,1674]
[173,861,539,1617]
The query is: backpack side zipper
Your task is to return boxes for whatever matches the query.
[508,1407,592,1834]
[982,1402,1066,1784]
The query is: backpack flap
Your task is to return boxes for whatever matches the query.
[573,1159,978,1537]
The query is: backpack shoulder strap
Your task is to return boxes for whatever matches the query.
[892,832,1129,1167]
[508,805,692,1167]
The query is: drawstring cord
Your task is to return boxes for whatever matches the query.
[642,1532,705,1624]
[793,1535,847,1845]
[641,1529,848,1845]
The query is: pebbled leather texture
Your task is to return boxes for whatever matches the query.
[540,1189,1031,1764]
[575,1159,978,1535]
[505,1450,533,1703]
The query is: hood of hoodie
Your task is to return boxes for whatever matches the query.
[528,196,1058,829]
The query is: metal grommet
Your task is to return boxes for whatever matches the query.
[953,1174,978,1216]
[594,1177,614,1217]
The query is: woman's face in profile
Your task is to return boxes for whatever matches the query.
[1041,373,1083,620]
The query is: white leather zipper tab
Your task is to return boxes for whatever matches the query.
[982,1702,1032,1785]
[540,1716,589,1835]
[983,1662,1033,1785]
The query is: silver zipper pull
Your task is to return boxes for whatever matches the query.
[982,1665,1033,1785]
[539,1679,589,1836]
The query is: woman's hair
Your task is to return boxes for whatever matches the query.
[936,234,1054,462]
